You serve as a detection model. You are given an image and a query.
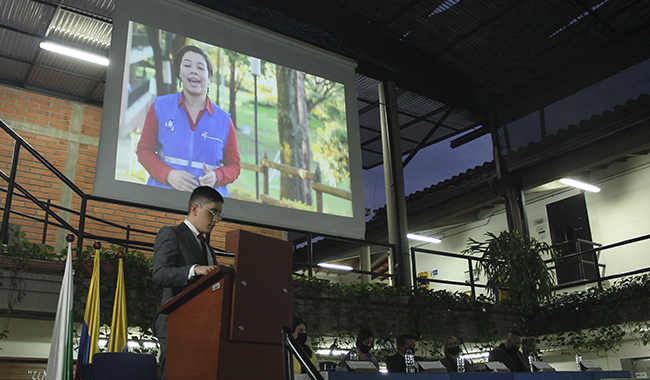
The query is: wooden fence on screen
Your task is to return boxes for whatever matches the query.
[236,153,351,212]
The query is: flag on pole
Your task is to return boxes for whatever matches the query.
[45,236,75,380]
[108,253,127,352]
[78,246,101,365]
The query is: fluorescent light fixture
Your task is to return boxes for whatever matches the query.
[39,41,109,66]
[559,178,600,193]
[316,349,349,356]
[127,340,158,348]
[317,263,353,271]
[461,351,490,360]
[407,233,441,244]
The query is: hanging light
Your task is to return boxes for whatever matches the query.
[40,41,109,66]
[559,178,600,193]
[407,233,441,244]
[317,263,353,271]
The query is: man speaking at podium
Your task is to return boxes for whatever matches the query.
[152,186,224,379]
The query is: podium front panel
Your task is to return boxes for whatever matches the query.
[226,229,294,345]
[166,273,231,380]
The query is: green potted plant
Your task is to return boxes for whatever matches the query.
[463,230,557,311]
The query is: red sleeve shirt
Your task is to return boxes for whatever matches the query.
[136,95,241,187]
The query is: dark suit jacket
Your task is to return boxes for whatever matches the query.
[386,354,406,373]
[152,222,216,339]
[386,354,425,373]
[488,344,528,372]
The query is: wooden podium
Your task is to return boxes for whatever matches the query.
[159,230,294,379]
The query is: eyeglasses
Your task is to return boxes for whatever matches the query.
[204,208,223,220]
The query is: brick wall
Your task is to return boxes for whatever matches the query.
[0,85,285,264]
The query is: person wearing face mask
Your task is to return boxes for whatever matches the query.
[337,327,379,372]
[137,44,240,195]
[440,336,473,372]
[385,334,425,372]
[488,330,529,372]
[292,317,319,374]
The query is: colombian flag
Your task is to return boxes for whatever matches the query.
[108,254,127,352]
[78,247,101,364]
[45,238,75,380]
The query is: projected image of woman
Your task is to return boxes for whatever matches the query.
[137,45,240,196]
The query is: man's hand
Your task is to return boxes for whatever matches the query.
[195,265,218,276]
[166,170,199,191]
[199,163,218,187]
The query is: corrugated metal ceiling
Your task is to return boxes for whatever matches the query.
[1,0,649,170]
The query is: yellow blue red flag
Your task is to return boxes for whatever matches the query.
[108,255,127,352]
[78,247,101,364]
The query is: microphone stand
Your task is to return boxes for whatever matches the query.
[377,332,395,353]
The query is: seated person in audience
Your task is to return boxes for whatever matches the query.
[440,336,461,372]
[386,334,424,372]
[440,336,473,372]
[292,317,319,374]
[488,330,529,372]
[337,327,379,372]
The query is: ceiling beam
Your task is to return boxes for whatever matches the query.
[402,106,454,168]
[204,0,487,115]
[492,23,650,126]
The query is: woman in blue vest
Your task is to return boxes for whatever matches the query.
[137,45,240,196]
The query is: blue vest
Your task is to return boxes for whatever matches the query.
[147,93,231,197]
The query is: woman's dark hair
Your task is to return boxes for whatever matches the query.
[293,316,307,333]
[173,45,213,79]
[293,316,312,360]
[356,327,374,348]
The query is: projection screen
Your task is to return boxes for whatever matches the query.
[94,0,365,239]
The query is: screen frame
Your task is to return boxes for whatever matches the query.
[94,0,366,239]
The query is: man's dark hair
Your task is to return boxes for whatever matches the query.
[356,327,374,348]
[509,329,523,337]
[396,334,415,348]
[188,186,223,213]
[173,45,214,79]
[293,316,307,332]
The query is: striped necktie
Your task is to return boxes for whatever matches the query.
[197,233,209,265]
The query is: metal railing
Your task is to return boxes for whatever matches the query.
[282,327,325,380]
[547,234,650,290]
[0,118,223,255]
[0,119,391,281]
[410,234,650,298]
[292,232,396,281]
[410,247,488,299]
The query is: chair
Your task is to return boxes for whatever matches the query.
[92,352,158,380]
[79,363,94,380]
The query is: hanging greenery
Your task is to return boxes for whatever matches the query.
[3,233,650,357]
[525,273,650,355]
[0,231,60,345]
[292,276,503,360]
[71,244,159,336]
[0,234,158,349]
